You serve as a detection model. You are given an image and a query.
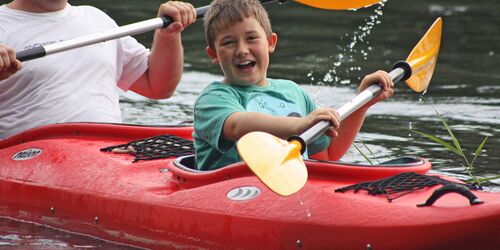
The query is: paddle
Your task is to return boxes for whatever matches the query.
[295,0,381,10]
[15,0,381,62]
[237,18,442,196]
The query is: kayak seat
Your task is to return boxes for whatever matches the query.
[174,154,203,173]
[170,155,255,186]
[377,156,425,166]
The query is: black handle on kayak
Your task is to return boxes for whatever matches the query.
[417,183,484,207]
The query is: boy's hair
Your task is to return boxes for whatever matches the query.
[204,0,272,50]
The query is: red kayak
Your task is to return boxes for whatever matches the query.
[1,123,499,249]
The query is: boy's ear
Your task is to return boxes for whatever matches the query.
[268,33,278,53]
[206,46,219,64]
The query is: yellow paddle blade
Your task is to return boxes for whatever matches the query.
[294,0,381,10]
[237,132,307,196]
[405,17,442,92]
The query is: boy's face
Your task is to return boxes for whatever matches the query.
[206,17,277,87]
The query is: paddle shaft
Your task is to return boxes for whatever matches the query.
[15,0,283,62]
[298,62,411,145]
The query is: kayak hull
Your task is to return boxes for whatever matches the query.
[1,123,499,249]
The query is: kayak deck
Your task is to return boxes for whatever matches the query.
[1,123,499,249]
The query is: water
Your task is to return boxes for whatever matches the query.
[1,0,499,248]
[0,218,136,249]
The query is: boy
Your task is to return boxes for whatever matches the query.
[193,0,393,171]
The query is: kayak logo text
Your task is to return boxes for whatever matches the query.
[12,148,42,161]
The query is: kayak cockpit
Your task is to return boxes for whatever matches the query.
[169,154,431,188]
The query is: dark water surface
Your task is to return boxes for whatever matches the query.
[1,0,499,248]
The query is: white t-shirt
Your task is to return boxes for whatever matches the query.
[0,4,150,139]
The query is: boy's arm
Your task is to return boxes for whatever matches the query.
[223,108,340,142]
[130,2,196,99]
[223,112,304,141]
[318,70,394,161]
[322,106,368,160]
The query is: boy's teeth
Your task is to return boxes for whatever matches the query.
[236,61,256,69]
[238,61,252,66]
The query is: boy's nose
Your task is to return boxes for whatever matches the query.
[235,43,249,56]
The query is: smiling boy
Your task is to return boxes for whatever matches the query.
[193,0,394,171]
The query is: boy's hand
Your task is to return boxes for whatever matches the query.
[0,45,22,80]
[358,70,394,107]
[300,108,340,137]
[157,1,197,38]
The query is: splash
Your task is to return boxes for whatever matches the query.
[309,0,387,86]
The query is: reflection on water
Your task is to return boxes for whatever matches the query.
[0,218,137,249]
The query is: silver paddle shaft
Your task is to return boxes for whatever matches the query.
[299,66,408,145]
[15,6,209,62]
[15,1,283,62]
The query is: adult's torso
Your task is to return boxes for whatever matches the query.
[0,4,129,139]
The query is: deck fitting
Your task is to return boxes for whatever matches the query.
[296,240,303,248]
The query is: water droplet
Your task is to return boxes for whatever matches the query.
[307,3,385,86]
[323,73,333,83]
[340,79,351,85]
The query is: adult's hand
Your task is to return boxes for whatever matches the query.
[0,45,22,80]
[156,1,197,39]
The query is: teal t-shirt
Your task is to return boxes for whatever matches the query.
[193,78,330,171]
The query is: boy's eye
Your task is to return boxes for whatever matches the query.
[247,35,259,41]
[221,40,235,46]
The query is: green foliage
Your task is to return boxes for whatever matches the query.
[353,140,380,165]
[352,110,498,186]
[353,143,372,165]
[410,109,496,185]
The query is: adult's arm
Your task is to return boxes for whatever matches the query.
[129,1,196,99]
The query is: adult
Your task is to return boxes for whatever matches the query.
[0,0,196,139]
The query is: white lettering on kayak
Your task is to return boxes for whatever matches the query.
[12,148,42,161]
